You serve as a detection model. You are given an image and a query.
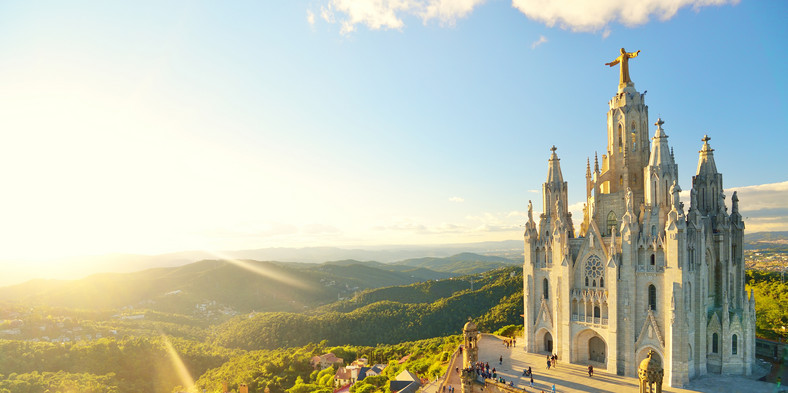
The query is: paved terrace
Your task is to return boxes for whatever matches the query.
[426,334,782,393]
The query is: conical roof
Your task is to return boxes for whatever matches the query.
[648,118,673,167]
[546,145,564,184]
[696,135,718,176]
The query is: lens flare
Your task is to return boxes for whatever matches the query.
[160,334,196,392]
[205,251,312,290]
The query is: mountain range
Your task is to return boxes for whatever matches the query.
[0,252,517,316]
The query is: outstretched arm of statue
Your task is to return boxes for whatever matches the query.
[627,50,641,58]
[605,59,620,67]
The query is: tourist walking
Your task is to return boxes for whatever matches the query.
[499,355,503,365]
[551,383,556,393]
[530,375,534,388]
[546,356,551,369]
[588,364,594,377]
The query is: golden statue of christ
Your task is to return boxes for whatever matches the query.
[605,48,641,87]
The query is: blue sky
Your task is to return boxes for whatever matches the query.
[0,0,785,271]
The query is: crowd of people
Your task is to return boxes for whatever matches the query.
[448,337,599,393]
[464,360,497,380]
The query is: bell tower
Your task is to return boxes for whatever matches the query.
[586,48,649,236]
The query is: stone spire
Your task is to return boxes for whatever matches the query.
[648,118,672,167]
[541,146,574,237]
[696,135,718,176]
[691,135,725,216]
[645,119,679,208]
[546,145,564,184]
[586,157,592,177]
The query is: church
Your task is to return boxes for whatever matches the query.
[521,49,756,387]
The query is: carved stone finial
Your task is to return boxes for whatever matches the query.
[700,135,715,153]
[528,200,534,222]
[732,191,739,214]
[690,188,698,210]
[550,145,557,153]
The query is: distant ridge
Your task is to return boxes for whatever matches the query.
[0,252,515,314]
[0,240,522,286]
[393,252,518,274]
[0,258,456,313]
[745,231,788,249]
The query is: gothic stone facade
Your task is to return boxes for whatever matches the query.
[521,73,755,387]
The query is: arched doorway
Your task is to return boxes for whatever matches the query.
[544,331,553,353]
[573,329,607,368]
[589,336,606,363]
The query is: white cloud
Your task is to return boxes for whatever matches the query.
[512,0,737,32]
[317,0,486,34]
[315,0,736,34]
[307,9,316,26]
[449,196,465,203]
[678,181,788,232]
[531,35,548,49]
[507,210,527,218]
[728,181,788,232]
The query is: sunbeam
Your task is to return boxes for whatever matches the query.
[205,251,312,290]
[160,334,196,392]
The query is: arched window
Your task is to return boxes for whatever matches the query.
[543,278,549,300]
[585,276,589,287]
[607,211,617,235]
[651,225,656,237]
[631,132,637,150]
[619,175,623,187]
[600,277,604,288]
[618,125,623,153]
[594,306,600,318]
[592,279,597,287]
[712,333,719,353]
[648,285,657,311]
[732,334,738,355]
[650,254,655,266]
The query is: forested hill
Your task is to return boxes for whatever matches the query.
[211,266,523,351]
[392,252,518,274]
[0,252,513,317]
[0,259,454,315]
[0,264,522,393]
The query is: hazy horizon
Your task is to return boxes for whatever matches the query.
[0,2,785,286]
